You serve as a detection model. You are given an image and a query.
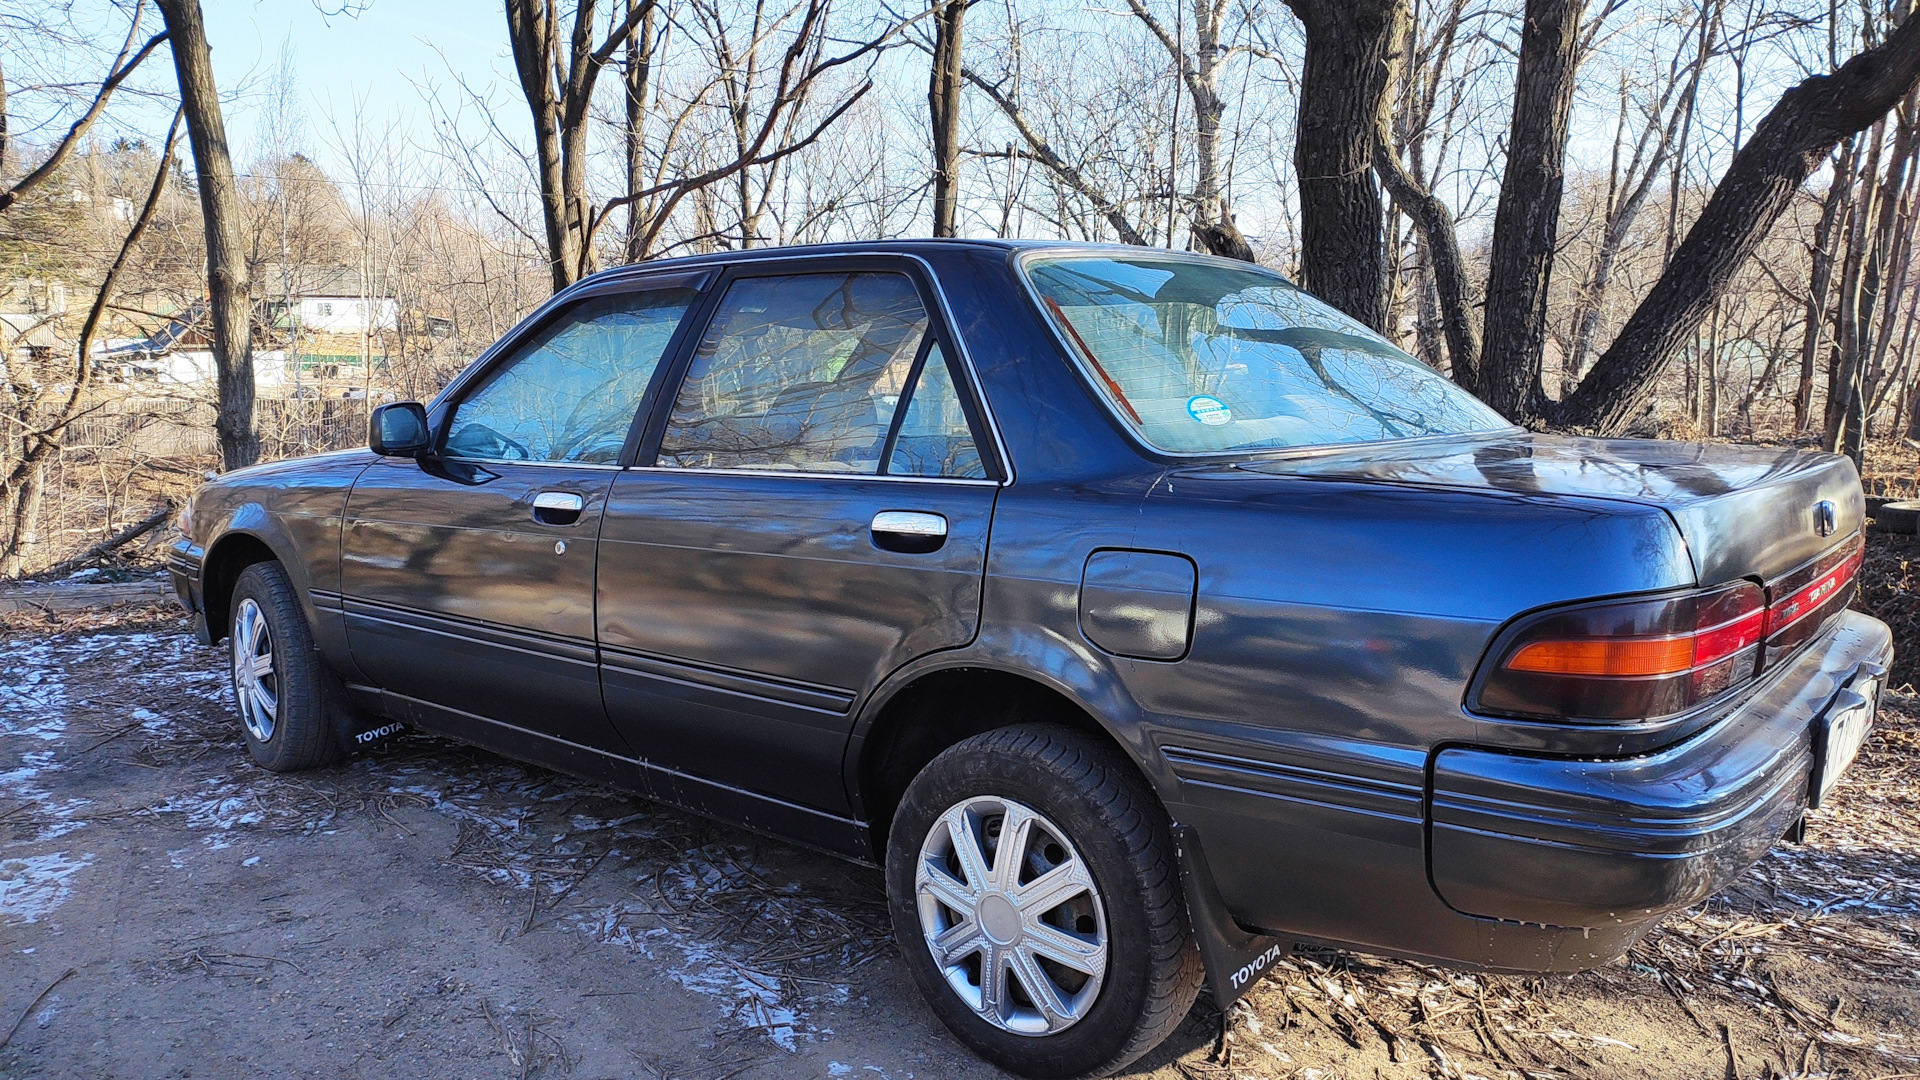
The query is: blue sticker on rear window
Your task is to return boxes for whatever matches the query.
[1186,395,1231,426]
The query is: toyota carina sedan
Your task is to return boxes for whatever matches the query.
[170,240,1890,1079]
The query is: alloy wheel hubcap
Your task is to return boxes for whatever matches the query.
[231,598,279,742]
[915,795,1109,1036]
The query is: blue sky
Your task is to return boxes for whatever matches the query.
[203,1,511,159]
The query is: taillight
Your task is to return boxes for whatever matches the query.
[1473,581,1765,722]
[1762,535,1863,666]
[1473,534,1864,724]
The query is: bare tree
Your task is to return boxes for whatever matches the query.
[585,0,892,261]
[156,0,258,470]
[929,0,969,237]
[1121,0,1256,259]
[0,5,167,214]
[504,0,655,291]
[2,112,180,576]
[1559,8,1920,435]
[622,0,662,262]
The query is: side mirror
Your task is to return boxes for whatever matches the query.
[370,401,432,457]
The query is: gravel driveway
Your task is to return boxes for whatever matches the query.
[5,607,1919,1080]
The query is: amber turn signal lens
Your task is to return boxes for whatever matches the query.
[1474,578,1768,722]
[1506,636,1696,678]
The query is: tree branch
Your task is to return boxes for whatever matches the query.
[0,26,169,213]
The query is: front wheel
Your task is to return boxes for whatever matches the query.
[228,561,337,772]
[885,725,1202,1079]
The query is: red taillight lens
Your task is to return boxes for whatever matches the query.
[1474,581,1765,722]
[1473,534,1863,724]
[1762,535,1863,665]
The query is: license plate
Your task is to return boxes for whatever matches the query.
[1812,676,1879,807]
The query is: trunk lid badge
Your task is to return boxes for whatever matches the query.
[1814,500,1837,537]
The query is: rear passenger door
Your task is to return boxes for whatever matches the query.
[597,260,1001,817]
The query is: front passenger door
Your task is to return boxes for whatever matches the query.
[341,280,701,754]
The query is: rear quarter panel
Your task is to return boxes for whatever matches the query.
[1064,467,1693,961]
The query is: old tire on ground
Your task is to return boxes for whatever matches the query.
[885,725,1202,1079]
[228,561,337,773]
[1873,500,1920,534]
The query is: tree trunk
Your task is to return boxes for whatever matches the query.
[1374,127,1480,388]
[156,0,258,470]
[1796,140,1855,432]
[624,0,658,263]
[0,462,44,578]
[1826,128,1877,451]
[508,0,579,292]
[1477,0,1586,421]
[1283,0,1404,331]
[506,0,648,290]
[1556,9,1920,434]
[1860,98,1920,428]
[929,0,966,238]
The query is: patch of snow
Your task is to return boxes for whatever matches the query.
[0,852,94,924]
[147,777,266,850]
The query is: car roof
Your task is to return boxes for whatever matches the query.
[574,238,1212,287]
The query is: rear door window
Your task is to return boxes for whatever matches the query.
[656,271,984,477]
[443,286,697,464]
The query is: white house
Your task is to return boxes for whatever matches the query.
[293,294,399,335]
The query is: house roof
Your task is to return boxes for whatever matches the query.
[103,300,206,357]
[252,264,395,300]
[1,312,60,348]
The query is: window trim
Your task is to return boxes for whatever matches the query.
[626,464,999,487]
[876,332,938,475]
[426,269,713,470]
[631,254,1008,484]
[1009,247,1520,463]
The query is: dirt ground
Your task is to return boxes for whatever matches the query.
[3,602,1919,1080]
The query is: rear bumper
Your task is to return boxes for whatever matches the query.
[1177,610,1891,973]
[1429,610,1890,928]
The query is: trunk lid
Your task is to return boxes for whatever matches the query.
[1229,432,1862,585]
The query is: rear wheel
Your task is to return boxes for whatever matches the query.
[229,562,336,772]
[886,725,1202,1079]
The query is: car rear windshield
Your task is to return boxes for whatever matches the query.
[1023,253,1509,455]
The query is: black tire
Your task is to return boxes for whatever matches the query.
[1873,500,1920,534]
[228,562,338,772]
[885,725,1203,1079]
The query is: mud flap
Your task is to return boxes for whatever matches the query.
[327,675,406,753]
[1173,824,1292,1008]
[345,716,407,749]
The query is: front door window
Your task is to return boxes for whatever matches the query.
[445,287,698,464]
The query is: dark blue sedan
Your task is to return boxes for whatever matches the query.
[170,241,1890,1078]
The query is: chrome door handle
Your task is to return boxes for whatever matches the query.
[532,491,585,526]
[872,511,947,553]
